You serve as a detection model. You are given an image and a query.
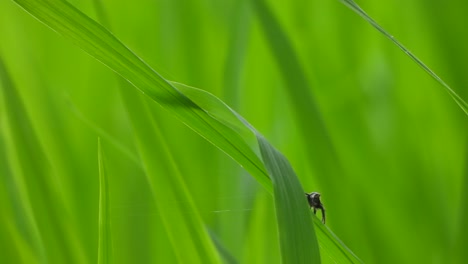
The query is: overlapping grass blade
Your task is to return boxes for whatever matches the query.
[252,0,340,179]
[97,138,113,264]
[0,55,77,263]
[174,82,362,263]
[455,152,468,263]
[0,119,39,264]
[218,1,251,253]
[314,218,363,263]
[10,0,360,262]
[208,229,238,264]
[12,0,270,193]
[118,83,222,263]
[242,193,280,263]
[257,136,320,263]
[173,83,323,262]
[339,1,468,258]
[88,2,235,261]
[340,0,468,115]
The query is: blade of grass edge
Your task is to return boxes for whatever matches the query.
[119,83,222,263]
[340,0,468,115]
[252,0,342,181]
[0,108,40,264]
[97,138,113,264]
[70,81,358,263]
[208,229,239,264]
[0,55,83,264]
[257,136,320,263]
[0,56,46,264]
[89,1,232,261]
[11,0,271,194]
[173,82,362,263]
[455,146,468,263]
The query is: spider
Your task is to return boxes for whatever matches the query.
[305,192,326,224]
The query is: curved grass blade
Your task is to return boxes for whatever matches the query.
[12,0,270,194]
[65,95,141,167]
[174,82,362,263]
[252,0,340,179]
[170,85,321,262]
[314,218,363,263]
[257,136,320,263]
[0,57,48,263]
[88,2,239,261]
[119,83,222,263]
[9,0,360,262]
[208,229,238,264]
[455,150,468,263]
[0,55,85,263]
[97,138,113,264]
[340,0,468,115]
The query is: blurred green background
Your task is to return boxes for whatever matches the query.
[1,0,467,263]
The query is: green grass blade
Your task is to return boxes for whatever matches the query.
[208,229,238,264]
[257,135,320,263]
[11,0,270,193]
[9,0,361,262]
[454,150,468,263]
[340,0,468,115]
[119,83,222,263]
[0,55,74,263]
[242,193,280,263]
[314,218,363,263]
[174,82,362,263]
[88,1,244,259]
[0,96,42,264]
[97,138,113,264]
[252,0,340,179]
[66,96,141,167]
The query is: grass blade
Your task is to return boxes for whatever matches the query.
[208,229,238,264]
[0,89,43,264]
[97,138,113,264]
[257,136,320,263]
[314,218,363,263]
[9,0,360,262]
[88,2,237,260]
[454,149,468,263]
[0,55,82,263]
[119,83,222,263]
[252,0,340,179]
[340,0,468,115]
[174,82,362,263]
[12,0,270,193]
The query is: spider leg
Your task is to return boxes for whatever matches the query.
[321,207,326,224]
[313,208,317,214]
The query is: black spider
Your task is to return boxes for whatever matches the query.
[305,192,326,224]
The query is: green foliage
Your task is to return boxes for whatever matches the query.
[97,139,113,264]
[1,0,467,263]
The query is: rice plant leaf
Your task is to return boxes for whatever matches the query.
[0,55,83,263]
[118,83,222,263]
[87,2,242,260]
[0,62,44,264]
[257,136,320,263]
[174,82,362,263]
[252,0,340,178]
[10,0,360,262]
[455,152,468,263]
[340,0,468,115]
[12,0,270,193]
[97,138,113,264]
[207,229,238,264]
[313,218,363,263]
